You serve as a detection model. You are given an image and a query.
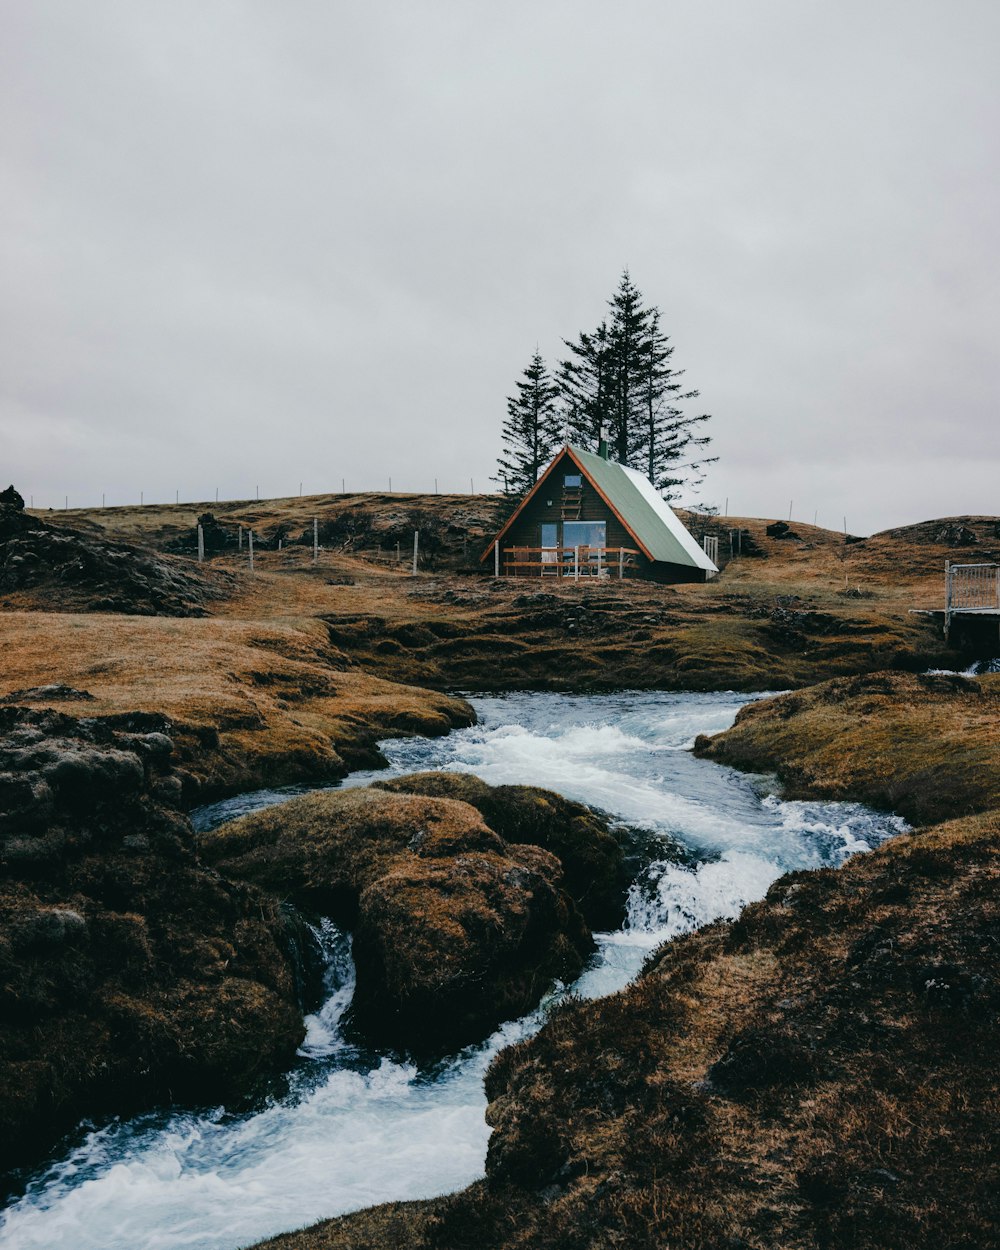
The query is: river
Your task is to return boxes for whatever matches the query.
[0,690,907,1250]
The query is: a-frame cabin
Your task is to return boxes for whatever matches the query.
[482,444,718,583]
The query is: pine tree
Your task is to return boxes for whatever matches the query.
[495,351,562,496]
[555,270,715,498]
[636,308,716,498]
[605,270,652,464]
[558,320,612,451]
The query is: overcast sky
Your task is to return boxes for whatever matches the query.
[2,1,998,532]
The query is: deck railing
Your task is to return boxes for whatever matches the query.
[500,546,640,579]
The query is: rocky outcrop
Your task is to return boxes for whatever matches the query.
[254,810,1000,1250]
[693,670,1000,825]
[0,707,313,1173]
[372,773,628,930]
[0,501,228,615]
[199,786,594,1051]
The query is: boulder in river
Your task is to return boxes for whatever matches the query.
[199,785,595,1052]
[372,772,629,930]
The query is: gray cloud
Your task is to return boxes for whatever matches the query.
[2,0,998,530]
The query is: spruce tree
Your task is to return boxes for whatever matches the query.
[637,308,716,498]
[605,270,652,464]
[555,269,715,498]
[558,320,612,451]
[495,350,562,496]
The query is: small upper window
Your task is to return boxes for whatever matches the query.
[564,474,582,488]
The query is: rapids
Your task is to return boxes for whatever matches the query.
[0,690,907,1250]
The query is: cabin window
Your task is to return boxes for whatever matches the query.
[564,474,582,488]
[564,521,606,552]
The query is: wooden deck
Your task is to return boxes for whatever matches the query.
[499,546,641,579]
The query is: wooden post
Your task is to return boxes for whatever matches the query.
[412,530,419,575]
[494,539,499,578]
[238,525,243,551]
[216,487,219,502]
[788,500,793,521]
[102,493,105,508]
[197,524,205,563]
[434,478,438,494]
[597,547,603,578]
[341,478,345,494]
[312,517,318,563]
[248,528,254,573]
[618,548,624,579]
[175,490,179,504]
[140,491,143,506]
[574,546,580,580]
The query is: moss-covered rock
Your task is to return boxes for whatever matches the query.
[0,707,311,1174]
[199,787,594,1051]
[693,670,1000,825]
[372,773,628,930]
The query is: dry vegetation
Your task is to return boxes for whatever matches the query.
[0,612,472,798]
[695,670,1000,825]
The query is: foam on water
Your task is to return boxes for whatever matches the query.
[2,690,907,1250]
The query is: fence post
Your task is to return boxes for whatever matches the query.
[494,539,499,578]
[619,548,624,579]
[413,530,419,575]
[313,517,318,563]
[248,528,254,574]
[597,547,603,577]
[238,525,243,551]
[574,546,580,580]
[197,524,205,563]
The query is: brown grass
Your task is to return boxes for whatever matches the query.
[0,612,472,796]
[695,670,1000,824]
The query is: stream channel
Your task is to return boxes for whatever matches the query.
[0,690,908,1250]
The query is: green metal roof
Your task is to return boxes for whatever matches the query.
[566,445,716,571]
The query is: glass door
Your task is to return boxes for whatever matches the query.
[540,522,558,573]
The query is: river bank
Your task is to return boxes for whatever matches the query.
[249,676,1000,1250]
[0,690,910,1249]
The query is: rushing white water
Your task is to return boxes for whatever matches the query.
[1,690,908,1250]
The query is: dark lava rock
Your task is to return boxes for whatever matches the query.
[0,485,24,510]
[0,684,95,704]
[766,520,801,540]
[0,707,312,1173]
[0,506,228,615]
[199,786,594,1053]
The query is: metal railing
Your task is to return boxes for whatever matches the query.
[500,545,640,579]
[945,561,1000,637]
